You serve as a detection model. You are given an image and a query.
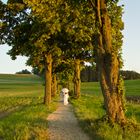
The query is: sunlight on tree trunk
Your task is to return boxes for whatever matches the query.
[44,53,52,106]
[73,59,81,98]
[95,0,126,124]
[51,74,57,97]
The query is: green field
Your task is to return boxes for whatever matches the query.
[0,74,140,140]
[0,74,58,139]
[124,80,140,96]
[81,80,140,96]
[80,81,140,124]
[72,80,140,140]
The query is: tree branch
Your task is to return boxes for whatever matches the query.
[88,0,96,10]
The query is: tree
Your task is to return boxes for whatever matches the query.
[1,0,60,106]
[22,0,94,103]
[0,0,7,44]
[57,0,95,98]
[1,0,127,124]
[92,0,126,124]
[120,70,140,80]
[81,65,98,82]
[16,69,31,74]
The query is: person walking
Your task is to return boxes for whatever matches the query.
[61,88,69,105]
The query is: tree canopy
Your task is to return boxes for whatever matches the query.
[0,0,127,124]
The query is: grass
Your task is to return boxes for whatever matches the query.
[0,74,58,140]
[0,74,43,97]
[81,79,140,96]
[81,82,102,95]
[0,100,57,140]
[0,74,42,82]
[0,74,140,139]
[124,79,140,96]
[71,80,140,140]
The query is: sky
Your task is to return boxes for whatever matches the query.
[0,0,140,74]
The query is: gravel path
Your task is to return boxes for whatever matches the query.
[47,102,90,140]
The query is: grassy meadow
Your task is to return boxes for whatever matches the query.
[0,74,140,140]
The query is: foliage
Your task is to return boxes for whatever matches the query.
[120,70,140,80]
[108,0,124,61]
[81,67,140,82]
[31,67,42,76]
[117,75,126,112]
[1,1,124,78]
[1,0,129,123]
[1,0,95,90]
[81,65,98,82]
[0,0,7,44]
[15,69,31,74]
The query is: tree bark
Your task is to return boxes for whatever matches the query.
[95,0,126,124]
[51,74,57,97]
[44,53,52,106]
[73,59,81,98]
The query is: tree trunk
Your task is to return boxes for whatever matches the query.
[44,53,52,106]
[95,0,126,124]
[73,59,81,98]
[51,74,57,97]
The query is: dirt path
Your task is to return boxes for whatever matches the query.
[47,102,90,140]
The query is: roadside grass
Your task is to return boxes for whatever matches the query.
[72,80,140,140]
[0,99,58,140]
[0,74,58,140]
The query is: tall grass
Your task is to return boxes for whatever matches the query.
[71,80,140,140]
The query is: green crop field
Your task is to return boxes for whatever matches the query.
[81,79,140,96]
[124,79,140,96]
[0,74,140,140]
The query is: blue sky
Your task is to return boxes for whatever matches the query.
[0,0,140,74]
[121,0,140,73]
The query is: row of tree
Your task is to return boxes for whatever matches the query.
[1,0,127,124]
[81,66,140,82]
[15,67,140,82]
[120,70,140,80]
[16,69,31,74]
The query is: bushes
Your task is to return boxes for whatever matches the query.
[15,69,31,74]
